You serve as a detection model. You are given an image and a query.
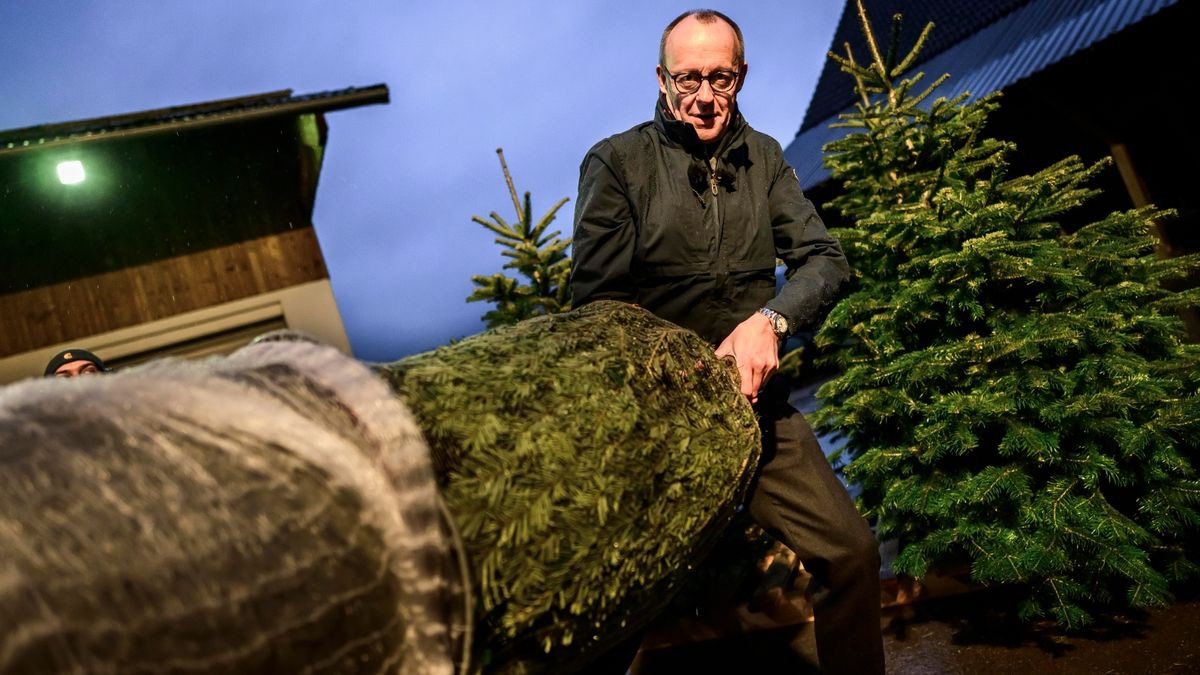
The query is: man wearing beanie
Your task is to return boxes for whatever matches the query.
[44,349,108,378]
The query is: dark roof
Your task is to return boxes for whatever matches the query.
[0,84,389,155]
[802,0,1033,133]
[786,0,1178,188]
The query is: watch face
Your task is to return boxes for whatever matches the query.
[773,315,788,335]
[760,308,787,336]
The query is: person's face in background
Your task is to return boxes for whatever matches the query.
[54,360,101,378]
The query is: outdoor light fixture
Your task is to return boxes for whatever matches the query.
[57,160,85,185]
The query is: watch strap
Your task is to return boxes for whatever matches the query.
[757,307,789,339]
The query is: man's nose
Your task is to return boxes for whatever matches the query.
[694,79,716,104]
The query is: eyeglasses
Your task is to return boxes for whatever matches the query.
[663,68,740,95]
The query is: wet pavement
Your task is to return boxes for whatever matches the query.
[883,594,1200,674]
[632,593,1200,674]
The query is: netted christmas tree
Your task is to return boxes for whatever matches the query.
[379,301,760,672]
[813,1,1200,627]
[468,148,571,328]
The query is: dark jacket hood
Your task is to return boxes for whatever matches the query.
[655,95,747,196]
[653,94,747,159]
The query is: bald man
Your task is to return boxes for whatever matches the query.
[571,10,884,673]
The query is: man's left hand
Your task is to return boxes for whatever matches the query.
[714,313,779,405]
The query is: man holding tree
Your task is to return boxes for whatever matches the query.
[570,9,884,673]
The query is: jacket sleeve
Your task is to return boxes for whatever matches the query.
[570,140,638,308]
[762,149,851,333]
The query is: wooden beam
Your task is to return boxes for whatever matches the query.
[1110,141,1171,257]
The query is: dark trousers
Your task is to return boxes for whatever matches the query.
[748,386,885,674]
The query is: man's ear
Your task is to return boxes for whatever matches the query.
[656,64,669,97]
[735,61,749,94]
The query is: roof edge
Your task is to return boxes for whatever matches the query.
[0,84,390,154]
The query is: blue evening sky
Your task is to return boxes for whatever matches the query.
[0,1,843,360]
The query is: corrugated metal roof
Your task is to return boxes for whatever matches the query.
[785,0,1178,189]
[803,0,1033,132]
[0,84,389,155]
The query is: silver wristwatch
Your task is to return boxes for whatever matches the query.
[757,307,789,340]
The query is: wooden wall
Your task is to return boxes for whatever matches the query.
[0,116,319,294]
[0,227,328,357]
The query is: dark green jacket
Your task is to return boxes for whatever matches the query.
[570,99,850,346]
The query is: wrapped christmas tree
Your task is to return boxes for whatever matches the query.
[0,337,467,674]
[814,1,1200,627]
[380,300,760,672]
[2,311,756,674]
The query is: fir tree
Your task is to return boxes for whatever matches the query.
[381,301,760,672]
[468,149,571,328]
[813,1,1200,627]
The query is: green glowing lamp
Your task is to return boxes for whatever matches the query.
[57,160,85,185]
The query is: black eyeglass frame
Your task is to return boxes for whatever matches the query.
[662,67,741,95]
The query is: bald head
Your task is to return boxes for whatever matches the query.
[659,9,745,68]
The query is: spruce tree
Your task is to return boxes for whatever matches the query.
[380,301,760,672]
[814,1,1200,627]
[468,149,571,328]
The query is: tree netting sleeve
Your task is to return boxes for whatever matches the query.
[0,337,466,675]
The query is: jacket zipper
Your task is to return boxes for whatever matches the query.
[709,156,722,265]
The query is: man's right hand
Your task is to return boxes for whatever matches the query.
[714,312,779,405]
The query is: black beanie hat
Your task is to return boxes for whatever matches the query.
[43,348,108,377]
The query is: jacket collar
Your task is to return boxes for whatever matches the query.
[654,94,747,159]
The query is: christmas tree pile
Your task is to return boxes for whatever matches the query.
[814,2,1200,627]
[380,300,760,672]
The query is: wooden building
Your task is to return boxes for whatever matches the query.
[0,85,388,383]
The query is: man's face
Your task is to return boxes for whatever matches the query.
[54,360,100,378]
[657,16,746,144]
